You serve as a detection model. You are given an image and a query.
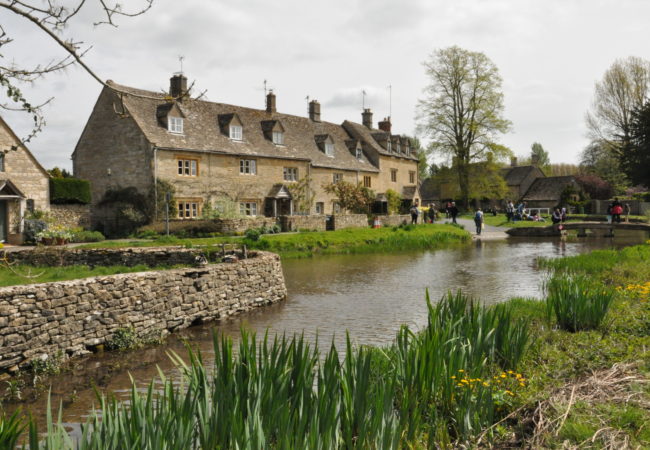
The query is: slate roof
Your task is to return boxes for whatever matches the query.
[522,176,578,201]
[105,81,407,173]
[500,165,544,186]
[418,178,440,201]
[342,120,418,161]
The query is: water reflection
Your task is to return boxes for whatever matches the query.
[6,232,647,433]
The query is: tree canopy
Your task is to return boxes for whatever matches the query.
[416,46,511,207]
[0,0,154,146]
[622,101,650,187]
[530,142,550,167]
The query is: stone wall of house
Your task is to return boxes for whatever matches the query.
[279,215,327,232]
[49,204,91,229]
[377,215,410,227]
[142,217,279,235]
[0,251,286,372]
[331,214,369,230]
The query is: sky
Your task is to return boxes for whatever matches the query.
[2,0,649,171]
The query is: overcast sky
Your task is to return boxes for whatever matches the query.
[2,0,649,171]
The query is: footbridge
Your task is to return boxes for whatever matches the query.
[506,221,650,237]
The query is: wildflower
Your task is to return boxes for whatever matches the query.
[505,390,514,396]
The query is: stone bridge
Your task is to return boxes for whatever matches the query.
[507,221,650,237]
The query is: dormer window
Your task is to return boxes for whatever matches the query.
[272,130,284,145]
[315,134,335,157]
[356,147,362,160]
[405,143,411,156]
[325,142,334,156]
[230,125,243,141]
[169,117,183,134]
[387,141,392,152]
[396,142,401,153]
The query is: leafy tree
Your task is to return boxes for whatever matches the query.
[579,140,629,194]
[622,101,650,187]
[402,136,429,181]
[385,189,402,215]
[47,167,71,178]
[586,56,650,155]
[416,46,512,208]
[323,181,374,214]
[530,142,550,167]
[287,175,316,214]
[575,174,614,200]
[1,1,155,146]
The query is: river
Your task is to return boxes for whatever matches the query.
[3,231,648,435]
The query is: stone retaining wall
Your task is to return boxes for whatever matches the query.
[49,204,91,229]
[3,247,223,268]
[331,214,369,230]
[142,217,279,235]
[0,251,286,372]
[376,215,410,227]
[279,215,327,232]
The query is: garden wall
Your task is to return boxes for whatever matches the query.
[142,217,279,235]
[49,204,92,229]
[0,251,286,373]
[279,215,327,232]
[331,214,369,230]
[377,215,410,227]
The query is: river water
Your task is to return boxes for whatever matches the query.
[4,232,648,434]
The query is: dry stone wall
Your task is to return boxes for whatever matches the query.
[0,251,286,373]
[49,204,91,229]
[331,214,369,230]
[279,215,327,232]
[377,215,410,227]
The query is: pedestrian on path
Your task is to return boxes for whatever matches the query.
[474,208,484,235]
[449,202,459,224]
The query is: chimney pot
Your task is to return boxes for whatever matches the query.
[309,100,321,122]
[510,156,518,167]
[362,108,373,129]
[266,91,276,113]
[169,74,188,100]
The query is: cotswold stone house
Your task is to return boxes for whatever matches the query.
[72,74,420,225]
[0,116,50,244]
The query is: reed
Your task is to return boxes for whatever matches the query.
[544,274,615,332]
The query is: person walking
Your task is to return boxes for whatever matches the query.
[410,202,420,224]
[474,208,484,235]
[449,202,459,224]
[611,198,623,223]
[427,203,436,224]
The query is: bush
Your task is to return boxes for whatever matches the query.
[544,274,614,332]
[23,219,47,243]
[244,228,261,241]
[50,178,91,204]
[106,327,140,351]
[70,230,105,243]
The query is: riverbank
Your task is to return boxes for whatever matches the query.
[78,223,471,259]
[2,241,647,447]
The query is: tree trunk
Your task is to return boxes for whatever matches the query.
[457,163,470,210]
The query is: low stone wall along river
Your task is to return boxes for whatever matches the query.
[0,251,286,373]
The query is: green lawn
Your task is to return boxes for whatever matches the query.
[80,224,471,259]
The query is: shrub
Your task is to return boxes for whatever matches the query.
[24,219,47,243]
[544,274,614,332]
[244,228,261,241]
[106,327,140,351]
[49,178,91,204]
[70,230,105,243]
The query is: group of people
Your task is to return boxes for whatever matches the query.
[504,200,551,223]
[606,198,630,223]
[409,201,460,225]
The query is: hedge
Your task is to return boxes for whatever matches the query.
[50,178,91,204]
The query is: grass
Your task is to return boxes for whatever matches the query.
[80,224,471,259]
[0,263,187,287]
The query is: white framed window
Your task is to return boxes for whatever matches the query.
[272,131,284,145]
[230,125,243,140]
[240,202,258,216]
[391,169,397,182]
[169,117,183,134]
[409,171,416,184]
[283,167,298,181]
[333,202,342,214]
[325,142,334,156]
[396,143,401,153]
[315,202,324,214]
[356,147,362,160]
[177,159,198,176]
[240,159,257,175]
[333,173,343,184]
[405,144,410,156]
[177,201,199,219]
[386,141,392,152]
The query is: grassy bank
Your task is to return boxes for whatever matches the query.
[81,224,471,259]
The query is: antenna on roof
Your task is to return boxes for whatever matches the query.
[178,55,184,75]
[263,79,267,97]
[362,90,367,109]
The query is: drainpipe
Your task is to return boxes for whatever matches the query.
[307,162,312,214]
[153,145,158,221]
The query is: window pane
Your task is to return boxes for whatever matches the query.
[251,160,256,174]
[178,160,183,175]
[191,160,197,176]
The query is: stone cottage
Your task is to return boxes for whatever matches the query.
[0,116,50,244]
[72,74,420,226]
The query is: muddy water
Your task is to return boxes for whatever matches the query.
[4,232,648,434]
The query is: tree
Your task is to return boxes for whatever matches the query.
[416,46,512,208]
[1,0,155,146]
[579,140,629,194]
[622,101,650,187]
[575,174,614,200]
[586,56,650,155]
[47,167,71,178]
[323,181,374,214]
[402,136,430,181]
[530,142,550,167]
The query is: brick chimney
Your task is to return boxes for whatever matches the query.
[362,108,373,129]
[309,100,321,122]
[378,117,391,133]
[169,74,188,99]
[266,90,276,113]
[531,153,540,165]
[510,156,518,167]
